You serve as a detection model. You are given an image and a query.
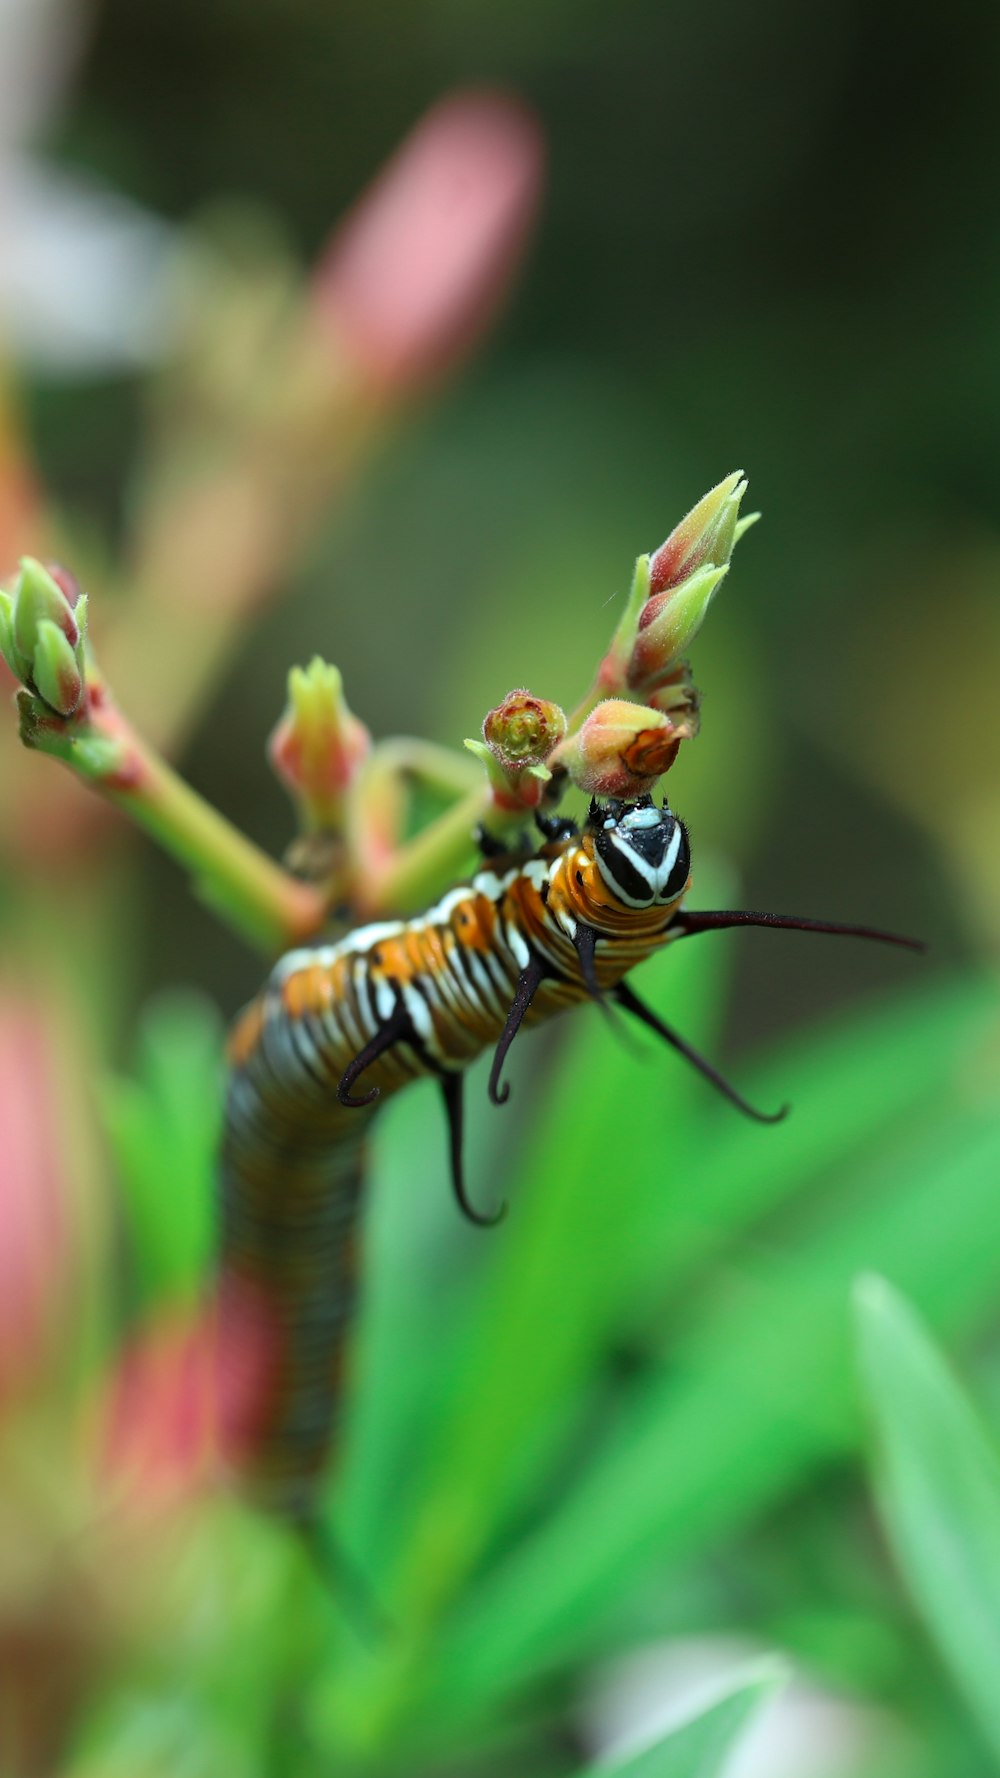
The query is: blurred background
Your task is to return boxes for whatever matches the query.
[2,3,1000,1776]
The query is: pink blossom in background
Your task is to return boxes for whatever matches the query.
[102,1281,279,1517]
[314,89,545,395]
[0,990,70,1403]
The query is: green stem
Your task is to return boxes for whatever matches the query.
[22,692,326,954]
[113,734,327,951]
[357,784,491,917]
[366,736,483,799]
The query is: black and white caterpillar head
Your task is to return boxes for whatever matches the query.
[587,794,691,908]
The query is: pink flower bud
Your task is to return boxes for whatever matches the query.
[313,90,544,395]
[268,657,371,833]
[101,1286,277,1516]
[0,992,70,1405]
[648,471,747,595]
[550,699,690,798]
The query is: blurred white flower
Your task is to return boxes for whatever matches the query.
[579,1635,896,1778]
[0,0,176,372]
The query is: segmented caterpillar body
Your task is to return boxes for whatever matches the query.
[218,793,916,1517]
[219,796,692,1513]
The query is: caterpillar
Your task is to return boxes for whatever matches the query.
[217,792,918,1522]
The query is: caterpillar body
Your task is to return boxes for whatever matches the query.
[219,794,916,1517]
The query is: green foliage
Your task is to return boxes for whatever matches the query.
[856,1276,1000,1763]
[103,991,225,1311]
[92,955,1000,1777]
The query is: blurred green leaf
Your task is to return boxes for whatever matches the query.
[573,1662,783,1778]
[856,1275,1000,1763]
[102,991,224,1309]
[423,980,1000,1721]
[388,907,733,1609]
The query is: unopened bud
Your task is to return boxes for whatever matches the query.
[482,689,567,767]
[0,587,28,681]
[314,90,544,396]
[32,618,84,717]
[550,699,691,798]
[627,563,728,693]
[12,557,81,655]
[0,559,89,718]
[648,471,749,595]
[268,656,371,833]
[600,475,757,699]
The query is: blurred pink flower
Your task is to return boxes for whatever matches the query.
[314,89,544,395]
[0,988,70,1404]
[101,1280,279,1517]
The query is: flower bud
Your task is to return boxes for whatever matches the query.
[550,699,691,798]
[12,557,81,655]
[0,559,89,717]
[314,90,544,396]
[627,562,728,693]
[466,688,566,818]
[0,586,27,681]
[31,619,84,718]
[648,470,749,595]
[268,656,371,833]
[600,475,757,699]
[482,688,567,767]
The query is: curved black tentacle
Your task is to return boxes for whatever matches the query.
[672,909,925,952]
[337,994,411,1107]
[572,922,602,1001]
[614,980,789,1124]
[440,1072,506,1228]
[572,924,629,1044]
[488,954,545,1106]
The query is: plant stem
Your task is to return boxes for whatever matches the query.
[113,731,328,951]
[355,784,490,917]
[23,690,327,954]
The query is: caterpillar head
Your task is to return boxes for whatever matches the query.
[587,794,690,908]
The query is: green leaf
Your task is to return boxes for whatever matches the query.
[856,1275,1000,1761]
[573,1662,783,1778]
[428,994,1000,1718]
[387,906,734,1617]
[103,992,224,1309]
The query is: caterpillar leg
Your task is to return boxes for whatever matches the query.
[440,1072,506,1227]
[614,980,788,1124]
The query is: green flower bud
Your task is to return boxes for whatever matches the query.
[268,656,371,833]
[0,587,30,681]
[600,475,757,698]
[647,472,748,595]
[627,563,729,692]
[12,558,81,659]
[32,619,85,718]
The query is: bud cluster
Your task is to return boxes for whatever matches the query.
[0,559,89,720]
[466,473,756,808]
